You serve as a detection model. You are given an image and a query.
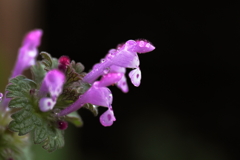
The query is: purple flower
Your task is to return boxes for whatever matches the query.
[59,73,123,117]
[39,69,65,101]
[1,29,43,110]
[83,39,155,88]
[109,65,129,93]
[100,106,116,127]
[129,67,141,87]
[59,39,154,127]
[11,29,43,78]
[39,97,56,112]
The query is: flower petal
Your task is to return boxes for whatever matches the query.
[133,40,155,53]
[11,29,43,78]
[39,97,56,112]
[39,69,65,100]
[112,50,139,68]
[100,106,116,127]
[116,75,129,93]
[83,83,113,107]
[129,67,142,87]
[97,73,123,87]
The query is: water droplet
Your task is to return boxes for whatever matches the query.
[53,108,61,117]
[108,94,113,101]
[103,68,110,74]
[100,59,105,63]
[0,92,3,102]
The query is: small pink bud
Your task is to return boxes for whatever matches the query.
[57,120,68,130]
[58,56,70,71]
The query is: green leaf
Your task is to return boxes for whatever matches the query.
[65,65,83,86]
[42,128,64,152]
[30,62,46,84]
[9,106,34,135]
[6,76,36,99]
[52,58,60,69]
[9,75,26,84]
[40,52,53,71]
[8,97,29,108]
[65,111,83,127]
[39,52,59,72]
[83,103,98,116]
[60,88,80,102]
[71,60,85,74]
[7,75,65,152]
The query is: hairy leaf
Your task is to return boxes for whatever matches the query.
[30,62,46,84]
[7,75,65,152]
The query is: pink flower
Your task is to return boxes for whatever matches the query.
[39,97,56,112]
[39,69,65,101]
[83,39,155,89]
[100,106,116,127]
[11,29,43,78]
[59,73,123,117]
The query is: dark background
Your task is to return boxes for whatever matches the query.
[38,1,240,160]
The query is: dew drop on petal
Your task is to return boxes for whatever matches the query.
[103,68,110,74]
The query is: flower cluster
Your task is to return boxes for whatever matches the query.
[1,29,155,127]
[0,29,155,157]
[59,39,155,126]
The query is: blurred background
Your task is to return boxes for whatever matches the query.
[1,0,240,160]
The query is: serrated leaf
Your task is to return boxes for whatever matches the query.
[42,128,64,152]
[7,75,65,152]
[83,103,98,116]
[30,62,46,84]
[6,85,25,98]
[6,76,36,105]
[9,97,29,108]
[65,111,83,127]
[9,108,34,135]
[9,104,65,151]
[33,125,47,144]
[9,75,26,84]
[40,52,53,71]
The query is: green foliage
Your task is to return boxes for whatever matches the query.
[65,61,85,86]
[83,103,98,116]
[31,62,46,84]
[65,111,83,127]
[6,75,65,152]
[40,51,59,71]
[2,51,98,157]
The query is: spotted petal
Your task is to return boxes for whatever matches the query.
[39,97,56,112]
[100,106,116,127]
[39,69,65,100]
[129,67,141,87]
